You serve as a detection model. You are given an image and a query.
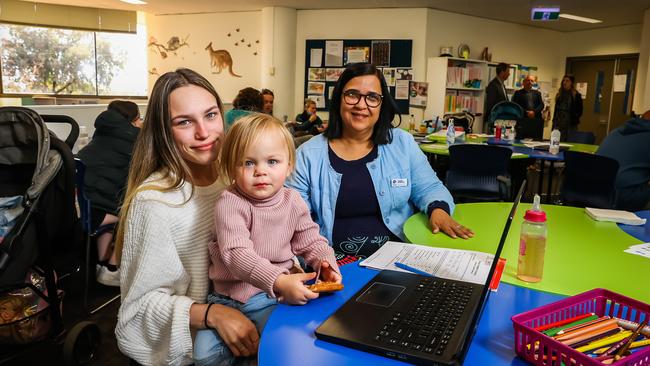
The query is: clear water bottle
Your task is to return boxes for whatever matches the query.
[446,119,455,146]
[549,129,561,154]
[409,114,416,132]
[517,194,547,283]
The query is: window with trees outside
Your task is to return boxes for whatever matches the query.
[0,23,147,97]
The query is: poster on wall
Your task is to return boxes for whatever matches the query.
[371,40,391,67]
[310,49,323,67]
[409,81,428,107]
[308,95,326,109]
[307,81,325,95]
[396,68,413,80]
[576,82,588,99]
[382,68,396,87]
[344,46,370,65]
[395,80,409,100]
[308,68,326,81]
[325,40,343,66]
[326,68,344,82]
[614,74,627,92]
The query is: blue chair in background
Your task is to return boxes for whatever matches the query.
[74,158,120,314]
[446,144,513,202]
[559,151,618,209]
[566,131,596,144]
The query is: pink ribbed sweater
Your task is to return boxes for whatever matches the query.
[208,186,339,303]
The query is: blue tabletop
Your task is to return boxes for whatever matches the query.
[618,210,650,243]
[259,263,565,366]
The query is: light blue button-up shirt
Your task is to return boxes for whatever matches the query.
[285,128,454,244]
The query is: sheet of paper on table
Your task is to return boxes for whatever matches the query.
[360,241,494,285]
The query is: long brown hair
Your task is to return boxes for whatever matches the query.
[556,74,577,100]
[115,68,224,263]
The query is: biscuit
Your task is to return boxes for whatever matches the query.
[306,282,344,293]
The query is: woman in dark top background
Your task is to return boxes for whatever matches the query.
[552,74,583,141]
[78,100,141,286]
[286,63,472,260]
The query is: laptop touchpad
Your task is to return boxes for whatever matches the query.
[356,282,405,307]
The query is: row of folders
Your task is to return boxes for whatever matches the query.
[446,65,484,89]
[445,91,480,114]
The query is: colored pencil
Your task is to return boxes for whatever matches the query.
[568,327,621,349]
[555,318,618,341]
[613,321,647,361]
[534,313,594,332]
[555,316,610,335]
[574,330,631,353]
[594,339,650,354]
[618,319,650,337]
[543,314,599,336]
[560,323,620,346]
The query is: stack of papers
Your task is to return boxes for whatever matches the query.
[360,241,493,285]
[624,243,650,258]
[585,207,647,226]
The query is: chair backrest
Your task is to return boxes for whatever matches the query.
[74,158,92,233]
[566,131,596,144]
[560,151,619,208]
[489,101,524,123]
[448,144,512,176]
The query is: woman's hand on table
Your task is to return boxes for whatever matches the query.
[429,208,474,239]
[318,260,342,284]
[208,304,260,357]
[273,272,319,305]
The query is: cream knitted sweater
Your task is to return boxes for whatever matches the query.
[115,174,224,366]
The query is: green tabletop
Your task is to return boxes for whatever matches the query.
[423,132,599,154]
[403,203,648,302]
[419,142,529,159]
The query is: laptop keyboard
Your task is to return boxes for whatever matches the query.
[374,278,473,356]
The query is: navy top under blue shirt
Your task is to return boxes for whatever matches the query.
[329,145,400,260]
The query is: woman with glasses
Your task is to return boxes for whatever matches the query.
[286,63,473,260]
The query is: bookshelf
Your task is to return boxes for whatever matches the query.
[425,57,488,132]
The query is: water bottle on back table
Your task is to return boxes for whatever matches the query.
[549,129,561,154]
[446,118,455,146]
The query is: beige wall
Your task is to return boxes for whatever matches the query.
[145,11,262,103]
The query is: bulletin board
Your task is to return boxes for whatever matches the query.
[304,39,413,113]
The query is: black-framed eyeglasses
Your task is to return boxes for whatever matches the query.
[342,90,383,108]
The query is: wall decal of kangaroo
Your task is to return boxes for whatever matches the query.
[205,42,241,78]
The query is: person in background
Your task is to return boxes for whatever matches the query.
[261,88,274,116]
[286,63,473,261]
[115,68,258,365]
[484,62,511,132]
[597,110,650,211]
[224,87,264,130]
[512,75,544,139]
[193,113,340,365]
[552,74,583,141]
[292,98,324,136]
[77,100,141,287]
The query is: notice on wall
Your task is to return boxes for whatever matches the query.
[409,81,428,107]
[576,82,588,99]
[310,48,323,67]
[395,80,409,100]
[325,41,343,67]
[614,74,627,92]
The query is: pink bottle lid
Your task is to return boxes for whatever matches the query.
[524,209,546,222]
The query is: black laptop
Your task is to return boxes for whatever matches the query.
[315,182,526,366]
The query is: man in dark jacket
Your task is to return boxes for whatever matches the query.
[597,110,650,211]
[77,100,141,286]
[484,62,510,132]
[512,75,544,139]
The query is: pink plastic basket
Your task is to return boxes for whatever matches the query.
[511,288,650,366]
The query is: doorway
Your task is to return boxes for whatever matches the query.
[565,54,638,144]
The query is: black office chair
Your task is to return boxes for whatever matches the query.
[566,131,596,144]
[74,158,120,314]
[445,144,513,202]
[559,151,619,208]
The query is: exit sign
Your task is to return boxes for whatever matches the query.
[531,7,560,21]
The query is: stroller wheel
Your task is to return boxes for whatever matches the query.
[63,321,102,365]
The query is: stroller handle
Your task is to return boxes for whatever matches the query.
[41,114,80,150]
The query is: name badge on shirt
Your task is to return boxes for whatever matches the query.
[391,178,408,187]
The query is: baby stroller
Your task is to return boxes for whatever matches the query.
[0,107,100,365]
[487,101,524,134]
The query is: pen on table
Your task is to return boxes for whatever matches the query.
[394,262,434,277]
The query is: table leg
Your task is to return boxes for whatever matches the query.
[546,161,555,204]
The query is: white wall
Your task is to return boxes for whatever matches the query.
[295,8,429,123]
[561,24,641,58]
[635,9,650,112]
[145,11,262,103]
